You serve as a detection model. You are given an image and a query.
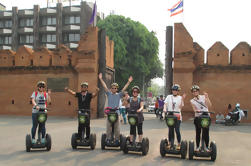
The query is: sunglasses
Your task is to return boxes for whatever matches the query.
[111,88,117,90]
[39,86,45,88]
[133,91,139,93]
[192,90,198,93]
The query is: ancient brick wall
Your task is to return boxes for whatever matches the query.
[0,26,114,118]
[173,23,251,122]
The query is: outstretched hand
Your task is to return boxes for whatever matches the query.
[203,92,208,98]
[98,73,102,79]
[48,89,52,95]
[128,76,133,82]
[182,93,186,100]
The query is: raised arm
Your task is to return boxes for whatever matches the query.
[204,92,212,108]
[65,87,76,96]
[92,87,100,98]
[98,73,109,92]
[47,89,52,103]
[179,93,186,109]
[121,76,133,92]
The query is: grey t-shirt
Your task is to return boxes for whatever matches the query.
[105,91,123,114]
[31,91,48,113]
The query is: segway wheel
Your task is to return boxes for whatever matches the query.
[101,133,106,150]
[119,134,125,150]
[189,140,194,160]
[46,134,52,151]
[71,133,78,149]
[26,134,32,152]
[142,137,149,156]
[210,141,217,161]
[122,136,129,154]
[180,140,187,159]
[160,139,167,157]
[89,133,96,150]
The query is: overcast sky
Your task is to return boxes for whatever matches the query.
[2,0,251,85]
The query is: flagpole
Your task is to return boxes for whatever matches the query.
[47,0,49,8]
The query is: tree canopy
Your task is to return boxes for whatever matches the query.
[97,15,163,92]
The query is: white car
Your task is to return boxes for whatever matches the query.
[148,104,155,112]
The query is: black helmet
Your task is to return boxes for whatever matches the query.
[132,86,140,93]
[191,85,200,92]
[172,84,181,91]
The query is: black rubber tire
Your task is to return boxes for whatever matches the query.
[101,133,106,150]
[210,141,217,161]
[46,134,52,151]
[180,140,187,159]
[90,133,96,150]
[119,134,124,150]
[25,134,32,152]
[189,140,194,160]
[142,137,149,156]
[122,136,129,154]
[71,133,78,149]
[160,139,167,157]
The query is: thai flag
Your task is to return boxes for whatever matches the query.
[168,0,183,17]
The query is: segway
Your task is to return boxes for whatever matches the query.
[189,111,217,161]
[122,110,149,155]
[25,108,51,152]
[225,112,239,126]
[160,111,187,159]
[71,109,96,150]
[101,108,124,150]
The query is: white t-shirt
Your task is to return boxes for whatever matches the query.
[31,91,48,113]
[164,95,183,120]
[190,95,208,117]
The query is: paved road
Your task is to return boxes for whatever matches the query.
[0,114,251,166]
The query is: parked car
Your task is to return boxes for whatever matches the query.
[148,104,155,112]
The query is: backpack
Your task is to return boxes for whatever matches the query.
[129,97,141,107]
[35,91,47,107]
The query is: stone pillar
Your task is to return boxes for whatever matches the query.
[56,3,63,47]
[11,7,18,51]
[97,29,107,118]
[165,26,173,96]
[33,5,40,50]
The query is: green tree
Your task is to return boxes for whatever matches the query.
[97,15,163,93]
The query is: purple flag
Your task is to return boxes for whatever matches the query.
[89,1,97,24]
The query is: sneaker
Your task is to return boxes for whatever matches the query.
[32,139,36,144]
[205,147,211,152]
[176,144,181,150]
[115,140,119,145]
[41,138,46,144]
[166,144,171,149]
[195,147,200,152]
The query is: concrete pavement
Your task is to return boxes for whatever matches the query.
[0,114,251,166]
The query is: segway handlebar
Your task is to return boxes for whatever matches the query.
[38,108,50,112]
[165,110,180,114]
[195,110,215,114]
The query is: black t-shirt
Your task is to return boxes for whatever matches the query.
[75,92,93,109]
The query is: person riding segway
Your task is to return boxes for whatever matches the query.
[189,85,217,161]
[160,84,187,159]
[122,86,149,155]
[26,81,52,152]
[65,82,99,150]
[99,73,132,150]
